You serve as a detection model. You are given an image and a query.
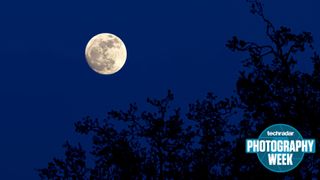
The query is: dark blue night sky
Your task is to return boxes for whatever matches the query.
[0,0,319,179]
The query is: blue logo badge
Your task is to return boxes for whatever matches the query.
[246,124,315,172]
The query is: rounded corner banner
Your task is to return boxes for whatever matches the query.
[246,124,315,173]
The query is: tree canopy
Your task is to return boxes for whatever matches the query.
[38,0,320,179]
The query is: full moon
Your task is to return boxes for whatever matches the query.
[85,33,127,75]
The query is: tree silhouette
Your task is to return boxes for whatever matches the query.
[38,142,87,179]
[39,0,320,179]
[187,93,237,178]
[38,90,236,179]
[226,0,320,178]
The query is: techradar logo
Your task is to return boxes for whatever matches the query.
[246,124,315,173]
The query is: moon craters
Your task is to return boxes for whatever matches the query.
[85,33,127,75]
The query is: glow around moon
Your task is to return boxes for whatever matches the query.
[85,33,127,75]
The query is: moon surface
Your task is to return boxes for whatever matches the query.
[85,33,127,75]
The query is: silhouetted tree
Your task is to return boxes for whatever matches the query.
[226,0,320,178]
[38,90,235,179]
[38,142,87,179]
[75,116,143,179]
[187,93,237,178]
[104,90,195,179]
[39,0,320,179]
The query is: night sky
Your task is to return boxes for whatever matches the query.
[1,0,319,179]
